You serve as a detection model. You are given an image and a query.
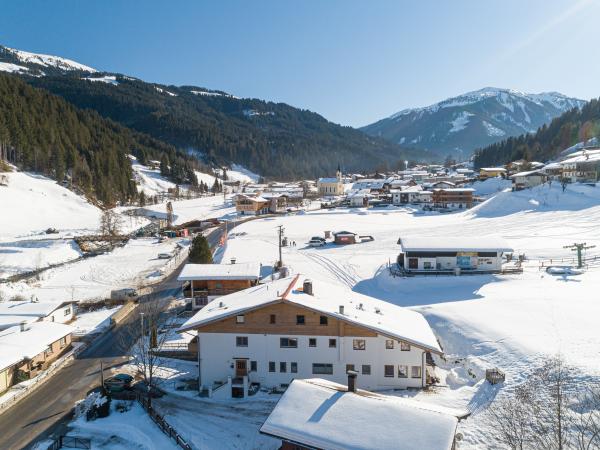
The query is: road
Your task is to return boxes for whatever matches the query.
[0,222,234,450]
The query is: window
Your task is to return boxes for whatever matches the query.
[236,336,248,347]
[296,315,305,325]
[236,315,245,324]
[329,339,337,348]
[250,361,257,372]
[312,363,333,375]
[384,365,394,377]
[398,365,408,378]
[346,364,355,373]
[385,340,394,349]
[412,366,422,378]
[309,338,317,347]
[269,314,276,324]
[400,342,411,351]
[353,339,366,350]
[291,362,298,373]
[362,365,371,375]
[280,337,298,348]
[319,315,328,325]
[64,308,71,316]
[59,337,67,348]
[269,361,276,372]
[424,261,433,269]
[280,362,287,373]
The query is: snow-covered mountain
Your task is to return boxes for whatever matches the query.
[0,45,96,75]
[362,87,586,157]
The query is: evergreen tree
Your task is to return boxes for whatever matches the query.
[139,190,146,206]
[188,234,213,264]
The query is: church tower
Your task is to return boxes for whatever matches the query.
[336,164,342,181]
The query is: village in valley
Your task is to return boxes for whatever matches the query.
[2,139,600,450]
[2,3,600,449]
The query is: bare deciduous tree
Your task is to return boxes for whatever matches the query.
[120,296,172,408]
[486,356,600,450]
[99,210,123,236]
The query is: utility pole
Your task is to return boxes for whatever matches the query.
[563,242,596,268]
[277,225,284,269]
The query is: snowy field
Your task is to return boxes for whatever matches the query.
[212,182,600,448]
[0,170,149,279]
[135,195,237,226]
[0,237,187,303]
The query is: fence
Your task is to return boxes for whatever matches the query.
[46,435,91,450]
[136,394,192,450]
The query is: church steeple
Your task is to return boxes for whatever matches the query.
[336,164,342,181]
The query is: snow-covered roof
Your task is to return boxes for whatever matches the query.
[0,321,74,371]
[260,378,462,450]
[558,148,600,164]
[480,167,507,172]
[177,262,261,281]
[399,236,513,253]
[433,188,475,192]
[318,178,340,183]
[178,275,442,353]
[511,170,545,178]
[0,301,71,329]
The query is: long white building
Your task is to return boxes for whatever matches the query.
[178,275,442,397]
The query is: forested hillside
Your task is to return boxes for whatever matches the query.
[27,74,430,178]
[473,98,600,167]
[0,73,199,205]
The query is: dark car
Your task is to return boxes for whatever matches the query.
[104,373,133,392]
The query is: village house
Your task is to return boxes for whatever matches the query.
[511,170,547,191]
[234,194,270,215]
[178,262,261,310]
[391,185,432,205]
[177,275,442,398]
[479,167,507,179]
[347,189,372,207]
[557,148,600,183]
[0,300,75,332]
[431,187,474,209]
[397,236,513,274]
[0,321,74,394]
[317,167,344,197]
[260,377,467,450]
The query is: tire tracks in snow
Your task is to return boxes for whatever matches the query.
[301,251,360,289]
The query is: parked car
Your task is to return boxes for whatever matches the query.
[104,373,133,392]
[157,253,172,259]
[308,238,326,247]
[310,236,326,242]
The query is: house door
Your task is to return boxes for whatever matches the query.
[408,258,418,269]
[235,360,247,377]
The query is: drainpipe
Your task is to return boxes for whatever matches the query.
[197,333,202,392]
[421,351,426,388]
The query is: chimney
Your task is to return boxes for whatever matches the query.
[339,305,344,315]
[20,321,26,332]
[303,279,313,296]
[230,258,236,264]
[347,370,358,393]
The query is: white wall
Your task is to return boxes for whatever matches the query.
[198,333,426,392]
[43,303,74,324]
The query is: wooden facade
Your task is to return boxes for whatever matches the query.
[432,189,473,209]
[195,301,379,338]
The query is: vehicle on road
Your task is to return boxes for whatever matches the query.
[110,288,138,301]
[157,252,172,259]
[104,373,133,393]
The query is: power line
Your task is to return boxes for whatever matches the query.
[563,242,596,268]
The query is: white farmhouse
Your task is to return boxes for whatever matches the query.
[511,170,547,191]
[397,236,513,273]
[178,275,442,397]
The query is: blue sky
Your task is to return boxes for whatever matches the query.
[1,0,599,127]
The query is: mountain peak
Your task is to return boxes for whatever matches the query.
[363,87,585,157]
[0,45,96,75]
